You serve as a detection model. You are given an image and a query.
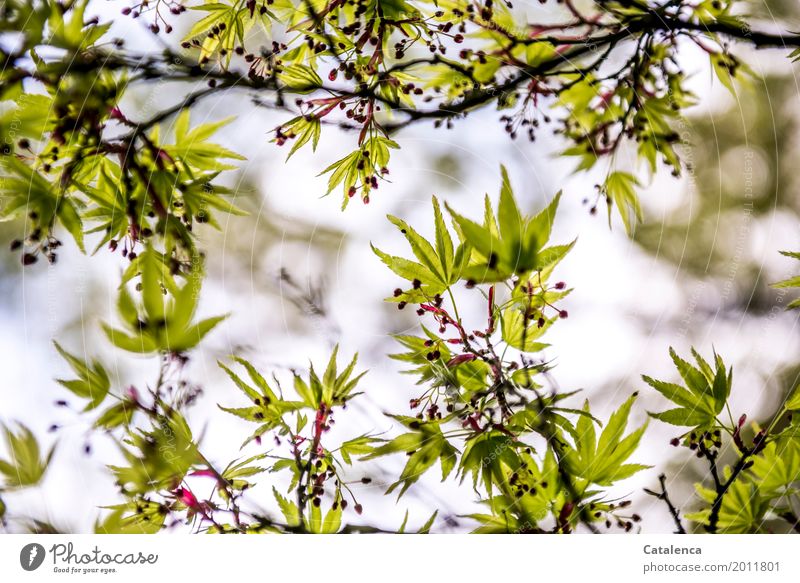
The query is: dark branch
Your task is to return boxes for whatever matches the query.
[644,473,686,534]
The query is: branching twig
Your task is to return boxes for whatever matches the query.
[644,473,686,534]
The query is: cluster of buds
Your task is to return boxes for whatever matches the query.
[413,399,443,421]
[507,460,544,500]
[10,228,61,266]
[121,0,187,34]
[597,500,640,532]
[672,429,723,457]
[517,278,569,322]
[731,414,767,455]
[500,113,543,142]
[307,457,336,508]
[499,80,553,142]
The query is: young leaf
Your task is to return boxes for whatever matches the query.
[53,342,110,410]
[604,171,642,236]
[0,424,54,489]
[564,395,649,486]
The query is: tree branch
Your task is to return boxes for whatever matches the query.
[644,473,686,534]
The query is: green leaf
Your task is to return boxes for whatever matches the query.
[459,431,519,496]
[339,434,381,465]
[273,487,301,527]
[710,52,739,96]
[687,477,766,533]
[56,198,85,252]
[109,412,198,494]
[448,205,505,282]
[711,353,731,407]
[97,500,165,534]
[646,347,729,427]
[372,197,468,296]
[321,504,342,533]
[279,116,322,159]
[0,424,54,489]
[219,361,263,403]
[574,399,597,465]
[103,248,227,354]
[363,420,457,498]
[526,190,562,253]
[371,244,438,292]
[604,171,642,236]
[432,196,455,282]
[648,407,711,427]
[417,510,438,533]
[772,250,800,310]
[641,375,699,410]
[565,395,649,486]
[94,401,136,430]
[446,169,566,282]
[53,342,110,411]
[786,385,800,411]
[497,165,524,257]
[535,240,576,272]
[773,276,800,289]
[500,309,552,353]
[669,347,710,397]
[278,64,323,92]
[223,453,269,480]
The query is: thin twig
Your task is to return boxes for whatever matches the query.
[644,474,686,534]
